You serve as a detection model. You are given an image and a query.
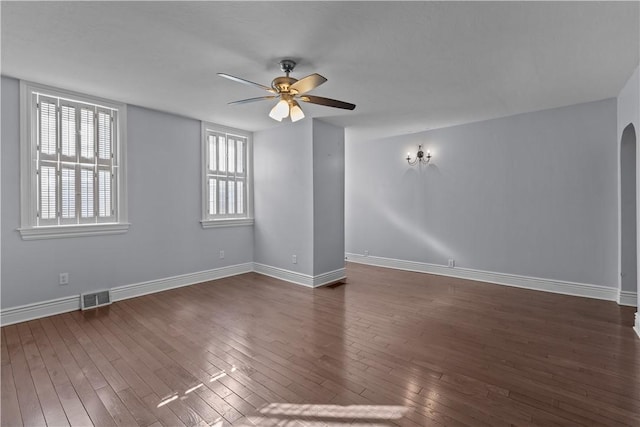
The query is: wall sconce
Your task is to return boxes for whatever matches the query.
[406,145,431,166]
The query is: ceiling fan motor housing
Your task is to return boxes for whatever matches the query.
[272,76,298,93]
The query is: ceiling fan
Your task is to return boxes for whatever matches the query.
[218,59,356,122]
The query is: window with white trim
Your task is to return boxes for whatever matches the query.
[201,123,253,228]
[19,81,128,240]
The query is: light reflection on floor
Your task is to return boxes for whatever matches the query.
[155,365,408,426]
[156,367,234,408]
[237,403,408,426]
[259,403,407,419]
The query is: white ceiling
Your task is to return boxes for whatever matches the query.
[2,1,638,142]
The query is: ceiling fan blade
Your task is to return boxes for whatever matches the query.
[217,73,275,93]
[228,96,278,105]
[290,73,327,95]
[300,95,356,110]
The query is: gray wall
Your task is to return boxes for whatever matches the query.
[253,120,314,275]
[346,98,619,287]
[312,120,345,275]
[1,76,253,309]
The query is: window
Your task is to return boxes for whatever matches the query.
[201,122,253,228]
[19,81,128,240]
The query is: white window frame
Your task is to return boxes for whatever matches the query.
[19,81,129,240]
[201,122,253,228]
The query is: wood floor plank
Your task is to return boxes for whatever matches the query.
[29,367,70,427]
[38,317,118,427]
[95,384,141,426]
[140,392,187,427]
[1,363,23,426]
[54,382,94,426]
[61,313,129,392]
[1,328,10,366]
[115,387,159,427]
[4,325,47,426]
[29,319,72,388]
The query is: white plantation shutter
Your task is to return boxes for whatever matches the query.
[29,90,120,228]
[60,104,76,159]
[98,169,112,217]
[39,99,57,157]
[218,179,226,214]
[203,127,249,222]
[80,167,94,219]
[209,178,217,215]
[39,166,57,222]
[236,139,244,174]
[80,108,95,160]
[60,167,76,221]
[97,111,111,160]
[237,180,244,214]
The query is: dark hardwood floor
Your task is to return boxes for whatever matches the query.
[2,263,639,426]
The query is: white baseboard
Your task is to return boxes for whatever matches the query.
[252,263,345,288]
[312,268,347,287]
[346,253,619,302]
[110,262,253,302]
[1,263,254,326]
[0,295,81,327]
[635,313,640,339]
[618,291,638,307]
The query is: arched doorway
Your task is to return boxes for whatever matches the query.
[620,123,637,309]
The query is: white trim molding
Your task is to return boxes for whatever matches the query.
[346,253,619,302]
[634,312,640,339]
[201,218,254,229]
[617,290,638,307]
[312,268,347,287]
[253,263,346,288]
[18,223,130,240]
[0,295,80,327]
[0,263,253,326]
[110,262,254,302]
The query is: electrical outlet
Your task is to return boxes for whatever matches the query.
[59,272,69,285]
[364,250,369,256]
[219,250,225,259]
[292,255,297,264]
[448,259,455,268]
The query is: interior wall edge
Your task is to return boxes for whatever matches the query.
[618,291,639,307]
[252,262,345,288]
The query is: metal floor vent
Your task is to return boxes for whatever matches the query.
[81,290,112,310]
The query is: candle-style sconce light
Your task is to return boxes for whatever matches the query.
[406,145,431,166]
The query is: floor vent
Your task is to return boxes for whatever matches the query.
[81,290,112,310]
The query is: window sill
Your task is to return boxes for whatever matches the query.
[18,223,130,240]
[201,218,254,229]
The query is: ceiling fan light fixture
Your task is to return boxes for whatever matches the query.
[290,101,305,122]
[269,99,289,121]
[220,59,356,122]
